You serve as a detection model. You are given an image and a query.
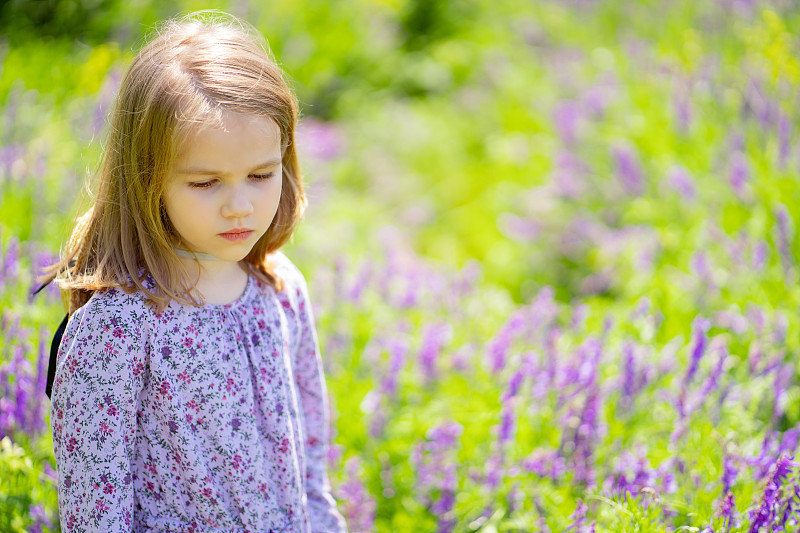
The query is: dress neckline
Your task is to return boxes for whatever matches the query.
[140,271,257,312]
[199,272,256,311]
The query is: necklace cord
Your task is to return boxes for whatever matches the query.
[173,248,223,261]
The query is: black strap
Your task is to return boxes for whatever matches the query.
[32,279,52,296]
[46,314,69,399]
[33,261,75,399]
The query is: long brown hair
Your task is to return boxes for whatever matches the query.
[43,11,306,314]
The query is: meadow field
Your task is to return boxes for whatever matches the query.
[1,0,799,531]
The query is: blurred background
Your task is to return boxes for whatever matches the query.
[1,0,800,531]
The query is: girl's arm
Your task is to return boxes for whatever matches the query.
[291,268,349,533]
[50,292,145,533]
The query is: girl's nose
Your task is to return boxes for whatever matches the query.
[221,185,254,219]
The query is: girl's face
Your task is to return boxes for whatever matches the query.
[163,111,283,262]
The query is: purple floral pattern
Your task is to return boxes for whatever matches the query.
[50,252,348,533]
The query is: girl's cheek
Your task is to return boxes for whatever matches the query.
[188,191,219,206]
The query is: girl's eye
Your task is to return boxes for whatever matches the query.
[188,173,274,189]
[189,180,217,189]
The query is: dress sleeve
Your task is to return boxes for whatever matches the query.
[50,291,145,533]
[291,270,349,533]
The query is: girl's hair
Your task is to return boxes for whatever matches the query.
[43,11,305,314]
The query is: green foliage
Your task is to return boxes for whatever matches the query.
[2,0,800,530]
[0,0,121,43]
[0,437,59,532]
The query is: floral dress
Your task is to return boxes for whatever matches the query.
[50,252,348,533]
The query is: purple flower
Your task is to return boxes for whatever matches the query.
[773,313,788,346]
[551,149,588,198]
[0,143,25,179]
[744,78,777,128]
[566,499,589,531]
[612,144,645,196]
[451,260,482,299]
[698,341,728,403]
[30,334,49,433]
[43,462,58,485]
[747,306,766,335]
[483,449,505,492]
[718,492,736,533]
[655,458,678,495]
[503,365,526,402]
[12,346,34,435]
[327,443,344,471]
[729,152,750,199]
[673,86,692,132]
[581,82,608,119]
[498,404,515,443]
[714,310,748,335]
[723,453,738,495]
[418,323,451,383]
[296,118,344,161]
[684,317,712,386]
[750,433,779,481]
[773,363,793,423]
[486,310,526,374]
[379,337,408,399]
[346,259,373,304]
[778,114,791,169]
[571,303,590,330]
[0,333,49,440]
[779,428,800,458]
[28,503,53,533]
[667,165,695,199]
[553,101,582,145]
[676,317,711,424]
[498,212,540,241]
[427,421,462,449]
[748,454,798,532]
[691,251,715,289]
[752,239,769,271]
[620,341,637,410]
[339,456,377,533]
[412,421,462,530]
[774,203,795,276]
[1,235,20,283]
[780,483,800,528]
[569,383,602,487]
[367,404,386,441]
[602,446,655,501]
[0,396,15,440]
[722,0,756,13]
[522,448,566,481]
[506,481,523,516]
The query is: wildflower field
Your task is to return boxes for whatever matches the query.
[1,0,800,531]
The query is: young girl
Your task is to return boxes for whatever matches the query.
[46,12,348,533]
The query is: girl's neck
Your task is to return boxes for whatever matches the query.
[176,257,250,305]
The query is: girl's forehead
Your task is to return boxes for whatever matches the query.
[187,110,278,135]
[175,112,280,156]
[171,112,282,172]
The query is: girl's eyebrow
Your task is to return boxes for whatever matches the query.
[177,158,282,175]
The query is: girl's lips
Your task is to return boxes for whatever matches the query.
[219,230,253,242]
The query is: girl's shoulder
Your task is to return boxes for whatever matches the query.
[73,282,154,322]
[267,250,309,292]
[70,266,158,323]
[63,282,152,354]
